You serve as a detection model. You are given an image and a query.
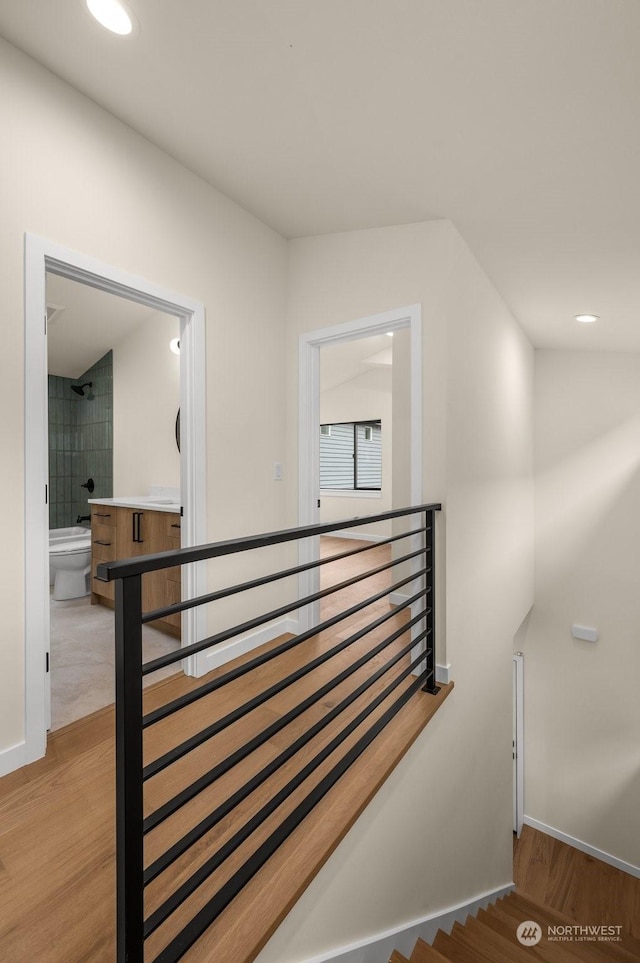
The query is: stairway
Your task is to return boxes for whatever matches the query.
[390,891,640,962]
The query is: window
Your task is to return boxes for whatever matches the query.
[319,420,382,491]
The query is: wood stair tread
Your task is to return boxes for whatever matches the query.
[433,927,486,963]
[494,897,613,963]
[398,888,640,963]
[394,824,640,963]
[409,936,452,962]
[451,916,537,962]
[504,892,640,962]
[477,906,583,962]
[389,952,410,963]
[483,904,595,963]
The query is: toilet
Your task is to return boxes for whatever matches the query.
[49,527,92,601]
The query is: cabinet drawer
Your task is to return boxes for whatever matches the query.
[165,513,181,538]
[91,508,116,527]
[165,534,181,582]
[92,523,116,561]
[92,560,114,600]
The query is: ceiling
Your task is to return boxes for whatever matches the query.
[46,273,172,378]
[3,0,640,351]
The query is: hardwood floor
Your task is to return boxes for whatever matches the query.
[2,670,638,959]
[0,704,116,961]
[392,829,640,963]
[0,537,451,961]
[3,533,637,961]
[5,536,637,961]
[514,824,640,941]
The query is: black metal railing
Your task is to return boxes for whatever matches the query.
[98,503,441,962]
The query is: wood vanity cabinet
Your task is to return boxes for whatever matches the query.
[90,507,117,604]
[91,506,181,639]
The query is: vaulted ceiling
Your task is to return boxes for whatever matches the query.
[2,0,640,351]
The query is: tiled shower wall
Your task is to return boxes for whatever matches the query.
[48,351,113,530]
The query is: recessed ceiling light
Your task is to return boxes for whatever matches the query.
[386,331,394,337]
[86,0,134,35]
[575,314,599,324]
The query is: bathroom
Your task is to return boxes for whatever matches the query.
[47,273,183,730]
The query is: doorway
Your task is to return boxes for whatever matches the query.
[47,275,184,729]
[297,304,423,632]
[24,234,207,764]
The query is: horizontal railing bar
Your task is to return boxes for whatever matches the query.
[143,626,430,882]
[142,525,427,624]
[143,585,428,779]
[143,606,429,840]
[143,562,426,722]
[146,654,429,942]
[142,542,424,631]
[97,503,441,581]
[142,555,429,677]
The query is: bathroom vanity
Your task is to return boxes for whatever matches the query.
[88,496,181,639]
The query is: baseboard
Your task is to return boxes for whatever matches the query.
[523,816,640,880]
[200,617,299,674]
[323,531,386,543]
[0,740,28,779]
[302,883,514,963]
[389,590,410,606]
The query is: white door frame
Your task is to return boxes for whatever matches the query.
[298,304,423,631]
[24,233,207,765]
[513,652,525,836]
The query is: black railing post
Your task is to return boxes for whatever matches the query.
[423,509,440,694]
[115,574,144,963]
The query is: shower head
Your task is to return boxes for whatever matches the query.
[71,381,92,397]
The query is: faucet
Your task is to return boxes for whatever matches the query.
[77,514,91,524]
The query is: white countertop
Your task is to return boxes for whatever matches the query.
[88,496,180,514]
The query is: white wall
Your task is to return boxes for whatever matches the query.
[445,229,534,700]
[113,311,180,494]
[260,221,533,963]
[522,350,640,869]
[0,38,287,758]
[1,33,539,957]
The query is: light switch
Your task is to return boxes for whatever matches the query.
[274,462,283,481]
